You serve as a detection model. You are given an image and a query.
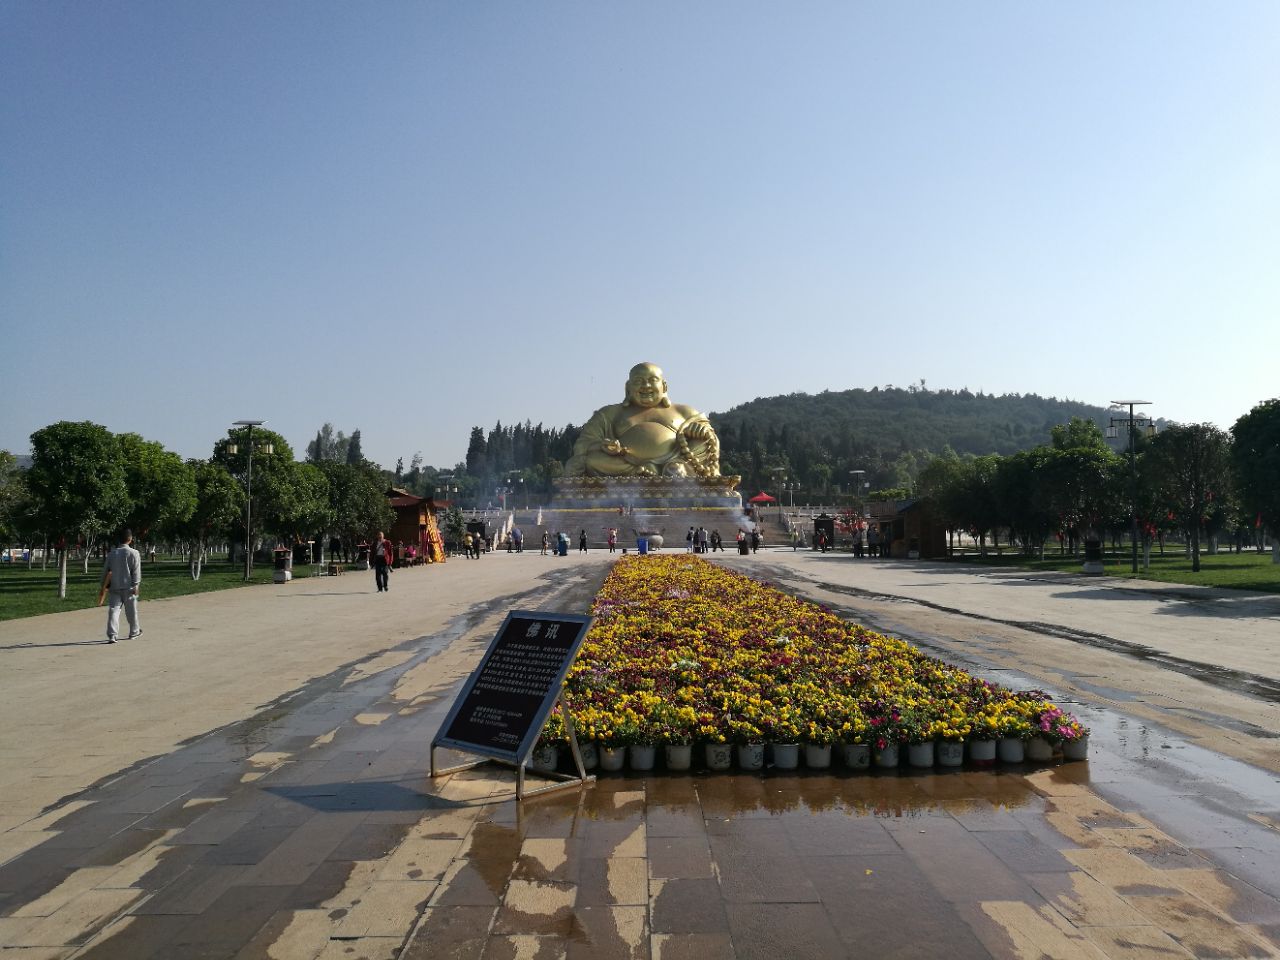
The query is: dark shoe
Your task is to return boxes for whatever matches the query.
[128,629,143,639]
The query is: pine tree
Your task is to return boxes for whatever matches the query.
[346,429,363,465]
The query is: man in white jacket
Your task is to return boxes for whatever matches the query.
[100,529,142,643]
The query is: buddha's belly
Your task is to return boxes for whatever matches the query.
[618,421,679,461]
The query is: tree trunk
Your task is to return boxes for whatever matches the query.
[1272,539,1279,564]
[40,535,47,569]
[1191,526,1201,572]
[58,549,68,599]
[1143,537,1152,570]
[190,542,204,580]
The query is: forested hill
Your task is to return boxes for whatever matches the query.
[709,386,1112,491]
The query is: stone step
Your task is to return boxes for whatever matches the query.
[506,506,752,549]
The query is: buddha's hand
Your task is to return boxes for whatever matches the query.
[682,420,713,442]
[603,438,625,456]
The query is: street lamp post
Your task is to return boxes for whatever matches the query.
[770,469,786,518]
[1107,401,1155,574]
[229,420,271,581]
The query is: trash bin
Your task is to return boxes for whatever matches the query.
[558,539,568,557]
[1084,539,1103,563]
[738,539,750,555]
[637,537,649,555]
[273,548,292,583]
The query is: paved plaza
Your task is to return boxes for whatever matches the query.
[2,550,1279,959]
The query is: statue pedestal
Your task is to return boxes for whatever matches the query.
[551,476,742,509]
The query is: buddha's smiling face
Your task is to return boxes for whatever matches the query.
[627,364,667,408]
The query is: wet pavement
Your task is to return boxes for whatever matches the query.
[2,551,1280,958]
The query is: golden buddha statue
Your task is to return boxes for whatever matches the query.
[565,363,721,477]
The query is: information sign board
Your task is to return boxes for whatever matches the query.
[432,610,593,766]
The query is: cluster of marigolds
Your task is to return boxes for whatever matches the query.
[542,555,1087,764]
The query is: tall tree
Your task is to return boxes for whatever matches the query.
[26,422,130,596]
[117,434,198,550]
[211,426,299,571]
[1151,424,1233,572]
[0,451,21,545]
[465,426,487,476]
[318,461,393,553]
[177,461,244,579]
[1232,399,1280,563]
[346,429,363,465]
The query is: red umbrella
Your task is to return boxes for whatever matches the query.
[748,492,777,503]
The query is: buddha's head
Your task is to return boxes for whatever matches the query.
[624,362,670,408]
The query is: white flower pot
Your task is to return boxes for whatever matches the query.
[629,744,656,771]
[664,743,692,771]
[841,742,871,770]
[969,739,997,765]
[705,743,733,771]
[1025,736,1054,762]
[804,744,832,769]
[530,745,558,773]
[737,742,765,771]
[874,744,899,768]
[997,738,1025,763]
[907,742,935,768]
[771,743,800,770]
[599,745,626,771]
[937,741,965,767]
[1062,736,1089,761]
[577,740,599,771]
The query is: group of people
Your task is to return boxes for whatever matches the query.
[852,525,883,558]
[685,526,727,552]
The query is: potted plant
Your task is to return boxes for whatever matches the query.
[1039,704,1089,761]
[652,702,697,771]
[865,701,905,769]
[900,707,936,769]
[994,702,1034,763]
[836,702,872,770]
[931,707,972,767]
[599,713,639,772]
[531,711,565,773]
[762,705,802,770]
[797,690,836,768]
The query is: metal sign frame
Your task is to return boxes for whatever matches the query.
[430,610,595,800]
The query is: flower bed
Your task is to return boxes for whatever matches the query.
[545,555,1087,770]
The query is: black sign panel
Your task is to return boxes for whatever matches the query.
[433,610,593,765]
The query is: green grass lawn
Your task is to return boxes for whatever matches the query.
[0,556,361,622]
[943,547,1280,593]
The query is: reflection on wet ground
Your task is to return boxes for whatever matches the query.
[5,690,1280,959]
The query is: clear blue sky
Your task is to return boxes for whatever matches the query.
[3,2,1277,469]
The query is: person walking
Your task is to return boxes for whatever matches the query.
[696,527,708,553]
[750,528,761,554]
[710,529,722,552]
[371,531,394,590]
[513,527,523,553]
[686,527,695,552]
[607,528,617,553]
[99,528,142,643]
[579,529,588,552]
[541,531,549,555]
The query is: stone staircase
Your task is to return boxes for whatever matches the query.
[506,506,751,549]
